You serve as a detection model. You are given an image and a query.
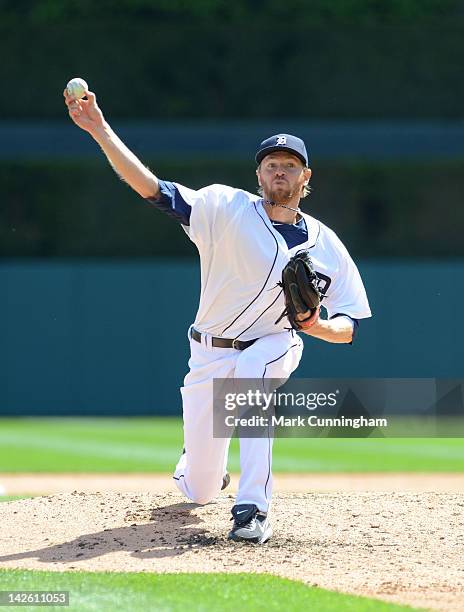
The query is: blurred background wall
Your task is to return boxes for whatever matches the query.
[1,0,463,414]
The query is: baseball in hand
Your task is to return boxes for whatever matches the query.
[66,77,88,100]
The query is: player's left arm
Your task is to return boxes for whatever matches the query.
[301,229,371,343]
[301,315,355,343]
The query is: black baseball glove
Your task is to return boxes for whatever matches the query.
[276,250,321,331]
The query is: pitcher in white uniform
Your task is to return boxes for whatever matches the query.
[64,86,371,544]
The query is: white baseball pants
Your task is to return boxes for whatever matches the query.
[173,328,303,512]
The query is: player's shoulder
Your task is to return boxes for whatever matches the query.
[191,184,260,214]
[300,211,349,254]
[199,183,260,203]
[171,182,258,211]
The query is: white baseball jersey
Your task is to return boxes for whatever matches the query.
[148,181,371,341]
[147,179,372,514]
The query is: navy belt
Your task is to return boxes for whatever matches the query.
[190,327,257,351]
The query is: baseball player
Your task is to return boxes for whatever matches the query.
[64,87,371,544]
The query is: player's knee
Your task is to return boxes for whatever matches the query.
[187,483,220,505]
[186,479,221,505]
[188,491,214,505]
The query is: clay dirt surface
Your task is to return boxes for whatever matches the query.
[2,472,464,495]
[1,486,463,611]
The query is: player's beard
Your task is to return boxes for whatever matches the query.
[268,185,294,204]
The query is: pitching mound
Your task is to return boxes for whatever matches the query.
[1,491,463,610]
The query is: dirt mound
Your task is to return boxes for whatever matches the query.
[2,472,464,495]
[1,491,463,611]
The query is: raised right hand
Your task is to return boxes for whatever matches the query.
[63,88,105,134]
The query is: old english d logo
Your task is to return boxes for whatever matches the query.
[276,136,287,145]
[315,272,331,297]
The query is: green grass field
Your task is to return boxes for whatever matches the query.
[0,495,29,502]
[0,417,463,472]
[0,570,422,612]
[0,418,449,611]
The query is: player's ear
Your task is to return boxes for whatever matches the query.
[304,167,312,184]
[256,167,262,186]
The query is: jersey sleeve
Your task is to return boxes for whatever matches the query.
[145,180,192,225]
[322,230,372,321]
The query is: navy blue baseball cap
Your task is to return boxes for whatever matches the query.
[255,133,309,166]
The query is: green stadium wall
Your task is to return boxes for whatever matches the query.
[1,259,462,415]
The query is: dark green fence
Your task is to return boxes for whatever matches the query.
[1,0,457,24]
[1,22,463,119]
[1,158,463,258]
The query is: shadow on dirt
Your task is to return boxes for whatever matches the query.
[0,501,220,565]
